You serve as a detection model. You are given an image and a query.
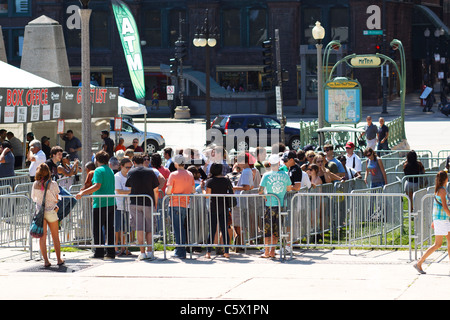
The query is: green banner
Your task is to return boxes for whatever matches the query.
[111,0,145,101]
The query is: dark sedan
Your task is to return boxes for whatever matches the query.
[211,114,301,151]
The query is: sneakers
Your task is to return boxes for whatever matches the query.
[137,252,154,261]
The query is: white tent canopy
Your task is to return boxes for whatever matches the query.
[118,96,147,115]
[0,60,61,87]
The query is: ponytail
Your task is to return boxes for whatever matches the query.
[434,171,448,194]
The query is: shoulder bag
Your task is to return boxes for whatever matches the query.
[29,180,50,239]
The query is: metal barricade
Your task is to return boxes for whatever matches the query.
[414,194,437,261]
[55,194,157,257]
[161,193,283,260]
[401,173,438,196]
[0,174,30,190]
[0,194,33,258]
[288,192,410,259]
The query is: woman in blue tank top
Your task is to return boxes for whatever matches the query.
[414,171,450,274]
[364,148,387,188]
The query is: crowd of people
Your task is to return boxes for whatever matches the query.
[26,133,405,265]
[1,118,441,267]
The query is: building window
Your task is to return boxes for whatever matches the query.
[223,9,241,47]
[143,10,161,47]
[0,0,30,16]
[2,28,24,61]
[248,8,267,47]
[330,7,349,44]
[91,11,110,49]
[302,8,322,45]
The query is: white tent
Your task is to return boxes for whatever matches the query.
[0,60,61,87]
[117,96,150,153]
[117,96,147,115]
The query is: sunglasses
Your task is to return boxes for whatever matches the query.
[124,166,132,169]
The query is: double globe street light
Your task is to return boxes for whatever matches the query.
[193,9,217,132]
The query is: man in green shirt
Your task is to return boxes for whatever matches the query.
[76,150,116,259]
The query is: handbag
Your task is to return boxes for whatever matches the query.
[29,180,50,239]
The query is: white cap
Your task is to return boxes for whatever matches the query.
[268,154,280,165]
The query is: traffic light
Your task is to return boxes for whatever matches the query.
[375,43,381,54]
[175,40,187,60]
[169,58,178,77]
[261,39,274,90]
[262,39,273,66]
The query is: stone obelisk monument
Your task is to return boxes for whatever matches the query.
[20,15,71,86]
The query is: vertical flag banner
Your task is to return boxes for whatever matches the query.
[111,0,146,100]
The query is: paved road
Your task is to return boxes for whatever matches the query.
[135,93,450,157]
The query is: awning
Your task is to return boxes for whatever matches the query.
[415,5,450,37]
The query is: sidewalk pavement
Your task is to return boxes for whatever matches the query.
[1,247,448,300]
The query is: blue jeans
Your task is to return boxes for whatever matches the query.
[170,206,187,258]
[371,181,385,188]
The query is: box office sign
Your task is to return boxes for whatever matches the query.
[0,86,118,124]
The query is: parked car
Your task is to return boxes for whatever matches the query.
[109,119,165,154]
[211,114,301,151]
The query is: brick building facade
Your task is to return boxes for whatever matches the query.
[0,0,449,112]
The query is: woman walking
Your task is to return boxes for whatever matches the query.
[30,163,64,268]
[414,171,450,274]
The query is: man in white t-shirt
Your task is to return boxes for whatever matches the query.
[28,140,46,182]
[114,157,132,256]
[344,141,362,174]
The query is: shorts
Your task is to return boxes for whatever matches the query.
[44,209,59,223]
[114,209,130,233]
[404,181,419,194]
[263,206,280,238]
[231,206,241,227]
[129,204,153,233]
[433,220,450,236]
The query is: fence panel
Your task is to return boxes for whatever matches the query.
[288,193,410,259]
[0,194,33,258]
[161,193,283,260]
[414,194,437,261]
[55,194,157,259]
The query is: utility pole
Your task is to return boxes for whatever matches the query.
[382,0,388,114]
[274,29,285,145]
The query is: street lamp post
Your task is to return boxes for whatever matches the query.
[79,0,91,183]
[312,21,325,146]
[193,9,217,133]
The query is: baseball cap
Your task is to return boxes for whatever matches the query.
[281,150,297,162]
[173,154,186,165]
[41,136,50,143]
[345,141,355,149]
[268,154,280,165]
